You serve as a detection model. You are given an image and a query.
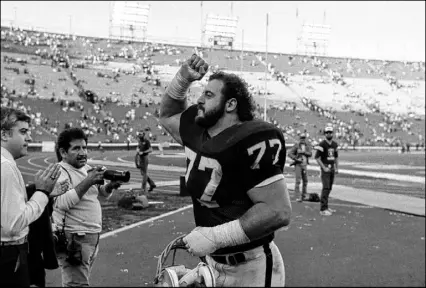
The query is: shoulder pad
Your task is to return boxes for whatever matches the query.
[201,120,282,154]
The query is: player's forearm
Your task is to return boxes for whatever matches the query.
[239,202,291,241]
[159,94,188,119]
[74,179,93,199]
[335,158,339,170]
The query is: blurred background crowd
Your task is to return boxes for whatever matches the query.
[1,27,424,150]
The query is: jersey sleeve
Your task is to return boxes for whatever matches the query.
[238,129,286,191]
[179,105,203,148]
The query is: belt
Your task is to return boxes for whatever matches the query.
[211,252,246,266]
[1,236,28,246]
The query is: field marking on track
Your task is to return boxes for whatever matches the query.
[150,188,180,194]
[117,157,131,163]
[27,155,50,169]
[297,201,373,209]
[18,165,40,172]
[99,158,424,183]
[92,158,186,173]
[121,180,180,190]
[100,204,193,239]
[155,154,186,159]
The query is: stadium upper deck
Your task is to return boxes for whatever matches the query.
[1,26,425,146]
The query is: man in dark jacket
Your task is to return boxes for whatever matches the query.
[288,133,312,202]
[26,183,59,288]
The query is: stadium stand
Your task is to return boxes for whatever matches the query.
[1,26,425,150]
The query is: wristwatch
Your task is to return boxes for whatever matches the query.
[36,189,50,197]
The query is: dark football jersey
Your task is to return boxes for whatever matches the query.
[314,139,339,167]
[138,139,151,155]
[179,105,286,253]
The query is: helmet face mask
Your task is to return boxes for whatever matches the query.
[154,236,216,287]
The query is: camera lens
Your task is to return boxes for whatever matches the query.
[103,170,130,183]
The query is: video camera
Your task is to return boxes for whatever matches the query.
[91,166,131,185]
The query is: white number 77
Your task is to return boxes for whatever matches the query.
[247,139,282,169]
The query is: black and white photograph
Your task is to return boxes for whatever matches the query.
[1,1,424,287]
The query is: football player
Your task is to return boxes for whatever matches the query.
[314,125,339,216]
[159,54,291,287]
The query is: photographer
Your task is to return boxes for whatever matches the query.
[51,128,122,287]
[288,132,312,202]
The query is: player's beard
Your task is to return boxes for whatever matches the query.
[326,134,333,141]
[195,99,226,128]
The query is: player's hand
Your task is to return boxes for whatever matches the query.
[34,163,62,194]
[335,168,339,174]
[183,227,219,257]
[323,167,331,173]
[179,54,209,83]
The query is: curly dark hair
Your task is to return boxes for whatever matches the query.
[208,72,256,121]
[55,128,88,161]
[1,107,31,131]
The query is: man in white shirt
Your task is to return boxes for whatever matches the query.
[51,127,122,287]
[1,107,61,287]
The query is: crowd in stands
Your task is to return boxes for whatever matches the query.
[1,26,425,150]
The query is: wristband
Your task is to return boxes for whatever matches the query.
[165,72,191,101]
[211,220,250,248]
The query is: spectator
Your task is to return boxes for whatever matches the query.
[51,128,122,287]
[288,132,312,202]
[1,107,61,287]
[136,131,156,195]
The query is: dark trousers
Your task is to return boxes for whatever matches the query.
[320,170,335,211]
[139,155,155,192]
[0,243,30,287]
[294,165,308,198]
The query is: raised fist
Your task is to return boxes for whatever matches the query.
[179,54,209,83]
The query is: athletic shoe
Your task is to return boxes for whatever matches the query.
[320,210,332,216]
[296,198,303,202]
[148,185,157,192]
[328,208,336,213]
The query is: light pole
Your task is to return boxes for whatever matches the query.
[68,15,72,36]
[13,7,17,27]
[240,29,244,76]
[200,1,204,48]
[264,13,269,122]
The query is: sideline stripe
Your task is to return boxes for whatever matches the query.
[100,204,193,239]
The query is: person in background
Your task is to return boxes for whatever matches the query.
[288,132,312,202]
[314,126,339,216]
[136,131,156,195]
[1,107,61,287]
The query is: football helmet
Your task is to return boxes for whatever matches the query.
[154,235,216,287]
